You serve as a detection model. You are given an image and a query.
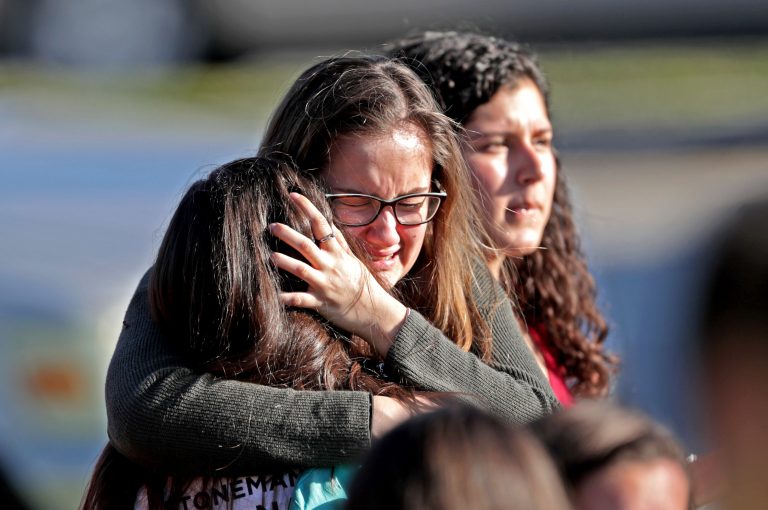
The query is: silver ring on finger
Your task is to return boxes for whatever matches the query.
[315,231,335,245]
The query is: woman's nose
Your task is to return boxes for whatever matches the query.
[365,206,400,245]
[511,142,545,185]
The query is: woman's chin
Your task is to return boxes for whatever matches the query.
[486,223,545,257]
[376,267,403,290]
[495,235,544,258]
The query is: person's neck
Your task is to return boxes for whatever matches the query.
[485,253,504,281]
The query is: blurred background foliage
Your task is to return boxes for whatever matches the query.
[5,38,768,138]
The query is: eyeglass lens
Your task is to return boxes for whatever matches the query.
[330,195,442,226]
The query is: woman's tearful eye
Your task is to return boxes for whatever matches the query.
[399,198,426,209]
[337,196,372,207]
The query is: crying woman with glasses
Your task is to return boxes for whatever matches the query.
[96,55,558,510]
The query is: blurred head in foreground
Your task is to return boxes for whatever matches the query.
[531,401,691,510]
[698,196,768,510]
[345,405,571,510]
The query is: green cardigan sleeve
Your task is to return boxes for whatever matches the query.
[106,263,557,474]
[385,263,560,424]
[105,271,372,474]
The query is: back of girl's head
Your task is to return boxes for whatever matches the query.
[150,156,319,367]
[149,156,404,393]
[386,31,550,124]
[84,157,411,510]
[260,54,491,354]
[530,401,688,489]
[346,405,571,510]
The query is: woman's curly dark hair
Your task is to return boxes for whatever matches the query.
[388,31,617,397]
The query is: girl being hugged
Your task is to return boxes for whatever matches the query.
[84,157,422,509]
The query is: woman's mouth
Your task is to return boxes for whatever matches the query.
[368,250,399,269]
[506,206,537,215]
[504,203,543,224]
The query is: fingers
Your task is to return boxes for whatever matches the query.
[270,222,325,267]
[289,193,337,247]
[287,192,353,253]
[315,231,335,244]
[268,192,363,319]
[332,224,351,252]
[279,291,323,311]
[270,251,325,287]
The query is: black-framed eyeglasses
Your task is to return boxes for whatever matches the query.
[325,190,447,227]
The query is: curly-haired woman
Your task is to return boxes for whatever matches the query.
[388,31,617,403]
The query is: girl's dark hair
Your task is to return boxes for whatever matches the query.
[346,405,571,510]
[388,31,616,396]
[82,157,416,509]
[148,157,408,393]
[259,55,493,357]
[386,31,550,124]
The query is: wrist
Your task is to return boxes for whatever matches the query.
[368,292,409,358]
[371,395,408,439]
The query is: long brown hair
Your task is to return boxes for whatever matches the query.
[388,31,616,396]
[82,157,417,510]
[259,55,492,357]
[149,157,410,393]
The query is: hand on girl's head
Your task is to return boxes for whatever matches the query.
[288,193,351,251]
[269,192,361,310]
[269,192,408,353]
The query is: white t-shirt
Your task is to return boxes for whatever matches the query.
[134,471,300,510]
